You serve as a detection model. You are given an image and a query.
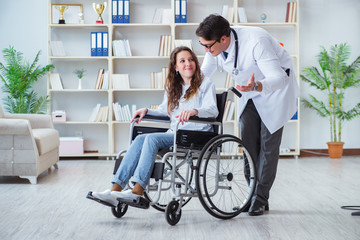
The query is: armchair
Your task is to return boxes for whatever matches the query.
[0,106,60,184]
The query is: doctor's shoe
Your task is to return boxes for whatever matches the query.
[111,189,141,203]
[92,189,118,207]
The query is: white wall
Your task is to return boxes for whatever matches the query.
[0,0,359,149]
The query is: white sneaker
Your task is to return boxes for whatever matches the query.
[92,189,118,207]
[111,189,141,202]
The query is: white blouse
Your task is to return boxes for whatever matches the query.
[147,77,218,132]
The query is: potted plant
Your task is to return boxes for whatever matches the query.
[73,68,86,89]
[301,43,360,158]
[0,46,54,114]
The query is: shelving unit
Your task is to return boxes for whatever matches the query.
[47,0,300,158]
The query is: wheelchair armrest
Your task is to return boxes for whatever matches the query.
[188,116,217,123]
[139,114,171,123]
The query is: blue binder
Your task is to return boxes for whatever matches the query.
[97,32,103,56]
[102,32,109,56]
[91,32,97,56]
[118,0,124,23]
[175,0,181,23]
[181,0,187,23]
[124,0,130,23]
[112,0,118,23]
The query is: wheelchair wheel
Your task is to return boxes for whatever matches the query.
[111,202,128,218]
[196,134,256,220]
[144,155,194,212]
[165,200,182,226]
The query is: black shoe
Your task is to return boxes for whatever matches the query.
[243,203,269,213]
[248,201,268,216]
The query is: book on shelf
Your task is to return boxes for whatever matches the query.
[89,104,101,122]
[221,5,234,23]
[113,102,136,122]
[112,39,132,56]
[50,41,66,57]
[238,7,248,23]
[150,67,168,89]
[102,70,109,89]
[285,2,297,23]
[149,104,159,110]
[158,35,172,56]
[49,73,63,90]
[95,68,105,89]
[89,104,108,122]
[112,74,130,89]
[174,39,193,50]
[152,8,172,24]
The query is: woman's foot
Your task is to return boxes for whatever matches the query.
[111,189,141,202]
[92,189,118,207]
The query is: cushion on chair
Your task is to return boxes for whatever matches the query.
[32,128,60,155]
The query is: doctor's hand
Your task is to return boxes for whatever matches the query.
[131,108,148,123]
[236,72,256,92]
[175,109,198,125]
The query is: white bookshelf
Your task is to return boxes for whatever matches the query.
[48,0,300,158]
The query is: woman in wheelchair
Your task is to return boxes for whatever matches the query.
[91,46,218,207]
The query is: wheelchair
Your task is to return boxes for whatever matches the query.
[87,87,257,225]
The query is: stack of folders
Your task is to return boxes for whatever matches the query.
[89,104,109,122]
[174,39,193,50]
[222,100,235,121]
[158,35,172,56]
[95,69,109,89]
[49,73,64,90]
[111,0,130,23]
[285,1,297,23]
[113,103,136,122]
[150,67,168,89]
[174,0,187,23]
[91,32,109,56]
[112,40,132,56]
[152,8,173,24]
[112,74,130,90]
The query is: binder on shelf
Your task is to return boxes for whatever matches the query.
[175,0,181,23]
[124,0,130,23]
[90,32,97,56]
[97,32,103,56]
[102,32,109,56]
[118,0,124,23]
[112,0,118,23]
[180,0,187,23]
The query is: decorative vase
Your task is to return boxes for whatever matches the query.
[78,78,82,89]
[326,142,344,158]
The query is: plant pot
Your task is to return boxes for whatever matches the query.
[326,142,344,158]
[78,78,82,89]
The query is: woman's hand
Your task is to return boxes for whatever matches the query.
[131,108,148,123]
[175,109,198,125]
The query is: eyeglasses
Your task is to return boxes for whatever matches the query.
[199,39,219,49]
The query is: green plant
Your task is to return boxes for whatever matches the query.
[73,68,86,79]
[0,46,54,113]
[301,43,360,142]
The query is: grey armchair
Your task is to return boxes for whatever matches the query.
[0,106,60,184]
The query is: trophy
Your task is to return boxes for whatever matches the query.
[55,5,68,24]
[93,2,107,24]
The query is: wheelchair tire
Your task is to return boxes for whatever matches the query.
[165,200,182,226]
[111,202,128,218]
[196,134,256,220]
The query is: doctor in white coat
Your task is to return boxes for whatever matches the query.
[196,14,299,216]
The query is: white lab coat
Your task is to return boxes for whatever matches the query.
[201,26,299,134]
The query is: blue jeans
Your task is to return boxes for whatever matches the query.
[112,132,174,190]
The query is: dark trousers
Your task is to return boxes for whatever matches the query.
[240,99,283,206]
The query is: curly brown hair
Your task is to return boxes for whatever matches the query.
[165,46,203,114]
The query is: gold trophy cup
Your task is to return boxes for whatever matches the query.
[93,2,107,24]
[55,5,68,24]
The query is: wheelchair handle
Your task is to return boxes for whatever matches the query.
[227,86,242,99]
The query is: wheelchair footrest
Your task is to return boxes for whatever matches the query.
[117,197,150,209]
[86,191,116,208]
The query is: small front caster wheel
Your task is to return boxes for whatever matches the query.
[111,202,128,218]
[165,200,182,225]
